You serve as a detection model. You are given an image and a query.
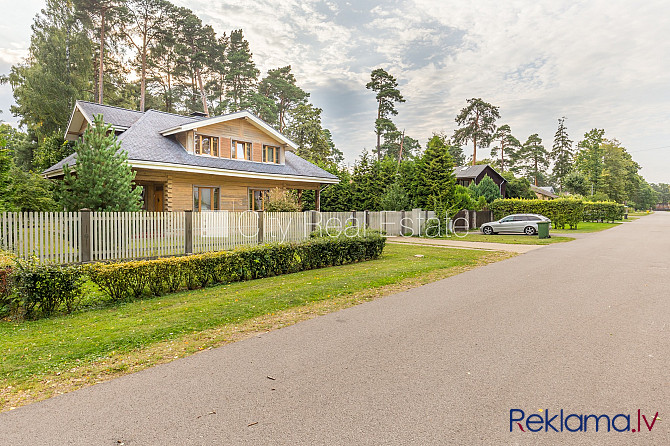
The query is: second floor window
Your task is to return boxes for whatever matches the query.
[195,133,219,157]
[232,140,252,160]
[263,145,280,164]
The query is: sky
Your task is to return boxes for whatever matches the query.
[1,0,669,183]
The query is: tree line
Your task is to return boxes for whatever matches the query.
[0,0,342,212]
[326,67,660,212]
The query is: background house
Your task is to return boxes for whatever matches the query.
[45,101,338,211]
[530,184,558,200]
[453,164,507,196]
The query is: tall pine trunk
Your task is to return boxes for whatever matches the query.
[98,8,106,104]
[197,68,208,116]
[376,103,381,161]
[140,32,147,111]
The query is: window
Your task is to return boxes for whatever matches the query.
[232,140,252,160]
[193,186,220,211]
[194,133,219,157]
[248,189,269,211]
[263,145,281,164]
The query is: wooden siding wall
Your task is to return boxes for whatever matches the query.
[179,118,287,163]
[135,170,319,212]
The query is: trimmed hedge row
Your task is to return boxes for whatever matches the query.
[86,234,386,302]
[1,235,385,320]
[10,261,85,318]
[489,198,584,229]
[583,201,625,223]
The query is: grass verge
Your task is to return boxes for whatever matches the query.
[0,244,513,412]
[551,221,622,233]
[443,233,574,245]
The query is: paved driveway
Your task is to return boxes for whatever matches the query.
[2,213,668,445]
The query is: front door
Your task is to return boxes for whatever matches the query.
[154,188,163,212]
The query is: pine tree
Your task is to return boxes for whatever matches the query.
[550,117,574,192]
[515,134,549,186]
[452,98,500,165]
[366,68,405,160]
[258,66,308,131]
[225,29,259,111]
[61,114,143,211]
[490,124,521,172]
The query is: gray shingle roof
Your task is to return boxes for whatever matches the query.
[453,164,489,179]
[46,107,338,181]
[76,100,146,129]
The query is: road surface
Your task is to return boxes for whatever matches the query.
[2,213,668,445]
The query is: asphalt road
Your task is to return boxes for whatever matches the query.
[2,213,668,445]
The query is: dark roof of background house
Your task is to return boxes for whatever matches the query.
[453,164,505,181]
[46,108,338,181]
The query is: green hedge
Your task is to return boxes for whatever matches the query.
[87,234,386,302]
[10,260,85,319]
[489,198,584,229]
[583,201,625,222]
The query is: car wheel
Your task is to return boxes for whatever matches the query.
[482,226,493,235]
[524,226,536,235]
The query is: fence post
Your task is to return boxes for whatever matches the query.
[184,210,193,255]
[351,210,357,227]
[80,209,91,263]
[257,210,264,244]
[400,210,406,236]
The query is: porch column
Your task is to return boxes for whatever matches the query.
[297,189,303,208]
[315,186,321,211]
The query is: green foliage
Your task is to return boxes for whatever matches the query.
[491,124,521,172]
[225,29,260,110]
[258,65,309,131]
[366,68,405,160]
[320,165,353,212]
[10,259,85,319]
[380,182,411,211]
[3,0,94,138]
[564,171,590,196]
[502,171,535,199]
[574,128,605,191]
[8,165,58,212]
[0,252,15,316]
[583,201,625,222]
[61,114,143,211]
[286,103,339,165]
[650,183,670,205]
[264,188,301,212]
[452,98,500,164]
[32,132,75,173]
[514,133,549,186]
[489,198,585,229]
[468,175,502,203]
[416,135,456,209]
[550,117,574,191]
[86,234,386,301]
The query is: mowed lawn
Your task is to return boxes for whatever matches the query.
[450,233,574,245]
[0,243,511,410]
[551,221,622,233]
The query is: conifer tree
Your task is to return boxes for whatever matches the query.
[61,114,143,211]
[417,135,456,209]
[452,98,500,165]
[225,29,260,111]
[515,134,549,186]
[366,68,405,160]
[490,124,521,171]
[550,117,574,192]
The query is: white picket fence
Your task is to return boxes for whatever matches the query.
[0,209,436,264]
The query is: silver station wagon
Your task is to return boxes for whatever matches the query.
[480,214,551,235]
